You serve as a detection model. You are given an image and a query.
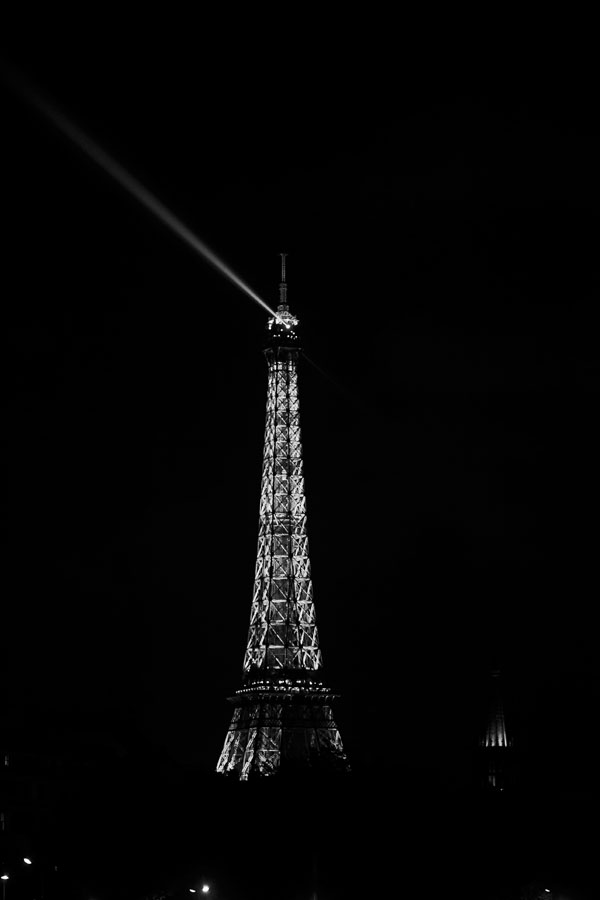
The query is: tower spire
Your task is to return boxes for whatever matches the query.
[278,251,288,310]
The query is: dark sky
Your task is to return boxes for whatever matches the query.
[3,29,600,795]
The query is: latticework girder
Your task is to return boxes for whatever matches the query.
[217,688,347,780]
[244,356,322,673]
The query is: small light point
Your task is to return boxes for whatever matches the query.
[23,858,32,865]
[202,886,210,894]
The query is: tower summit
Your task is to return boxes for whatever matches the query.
[216,256,349,780]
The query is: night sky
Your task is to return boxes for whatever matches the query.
[3,26,600,893]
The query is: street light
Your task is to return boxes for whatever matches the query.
[23,859,32,866]
[1,874,8,900]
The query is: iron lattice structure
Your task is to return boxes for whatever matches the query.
[217,257,349,780]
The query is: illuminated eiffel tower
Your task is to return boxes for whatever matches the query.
[216,255,349,780]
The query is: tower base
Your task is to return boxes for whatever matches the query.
[216,677,350,781]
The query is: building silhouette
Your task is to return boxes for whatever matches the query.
[480,668,514,792]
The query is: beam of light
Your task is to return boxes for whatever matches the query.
[1,63,286,325]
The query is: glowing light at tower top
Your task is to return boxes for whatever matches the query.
[267,253,298,336]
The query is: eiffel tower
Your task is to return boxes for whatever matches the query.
[216,255,349,780]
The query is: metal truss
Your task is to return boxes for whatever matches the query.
[217,264,349,780]
[216,687,347,780]
[244,355,322,673]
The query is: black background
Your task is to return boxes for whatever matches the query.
[2,20,600,898]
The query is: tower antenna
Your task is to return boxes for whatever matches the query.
[279,252,288,308]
